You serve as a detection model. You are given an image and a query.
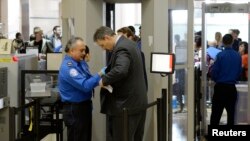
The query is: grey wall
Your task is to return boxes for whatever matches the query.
[29,0,61,37]
[142,0,169,140]
[141,0,155,140]
[0,0,7,36]
[61,0,105,140]
[169,0,188,9]
[21,0,29,40]
[0,0,1,23]
[85,1,106,141]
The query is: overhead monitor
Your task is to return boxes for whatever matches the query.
[46,53,63,70]
[150,52,175,74]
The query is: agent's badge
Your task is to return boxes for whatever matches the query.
[67,62,72,66]
[69,68,79,77]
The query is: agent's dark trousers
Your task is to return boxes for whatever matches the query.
[210,83,237,125]
[107,111,146,141]
[62,100,92,141]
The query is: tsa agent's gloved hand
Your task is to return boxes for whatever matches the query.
[99,66,107,76]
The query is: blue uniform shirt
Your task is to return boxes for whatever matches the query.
[58,55,101,102]
[211,47,242,84]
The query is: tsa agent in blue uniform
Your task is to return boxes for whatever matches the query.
[58,37,104,141]
[210,34,242,125]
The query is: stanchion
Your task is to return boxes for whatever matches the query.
[122,90,167,141]
[161,89,167,141]
[157,98,163,141]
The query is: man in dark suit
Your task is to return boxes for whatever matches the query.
[94,26,148,141]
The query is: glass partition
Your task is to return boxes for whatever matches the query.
[170,10,188,141]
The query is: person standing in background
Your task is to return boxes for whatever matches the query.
[12,32,25,53]
[238,41,248,81]
[194,33,202,68]
[230,29,242,52]
[210,34,242,125]
[28,27,54,54]
[84,45,91,62]
[214,32,222,47]
[209,32,223,49]
[48,26,62,52]
[117,27,134,41]
[174,34,186,113]
[128,25,140,42]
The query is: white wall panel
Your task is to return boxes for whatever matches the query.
[29,0,61,37]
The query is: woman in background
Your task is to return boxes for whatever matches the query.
[238,41,248,81]
[117,27,134,41]
[84,45,90,62]
[214,32,222,48]
[12,32,25,53]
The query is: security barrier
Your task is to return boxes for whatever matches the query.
[122,89,167,141]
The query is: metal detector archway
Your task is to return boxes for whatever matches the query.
[201,2,250,135]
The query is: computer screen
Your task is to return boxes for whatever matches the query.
[150,52,175,74]
[26,47,39,57]
[46,53,63,70]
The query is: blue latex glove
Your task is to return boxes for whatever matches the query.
[101,66,107,76]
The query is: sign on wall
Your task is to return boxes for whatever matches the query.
[0,39,12,54]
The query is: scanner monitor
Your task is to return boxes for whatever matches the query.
[26,47,38,56]
[150,52,175,74]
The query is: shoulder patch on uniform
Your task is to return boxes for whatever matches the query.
[69,68,79,77]
[67,62,73,66]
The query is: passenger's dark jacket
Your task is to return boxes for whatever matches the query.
[101,36,148,115]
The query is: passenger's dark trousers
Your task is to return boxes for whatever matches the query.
[210,84,237,125]
[62,100,92,141]
[107,111,146,141]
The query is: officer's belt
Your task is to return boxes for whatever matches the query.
[63,100,91,105]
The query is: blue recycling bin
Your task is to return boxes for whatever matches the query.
[172,95,177,109]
